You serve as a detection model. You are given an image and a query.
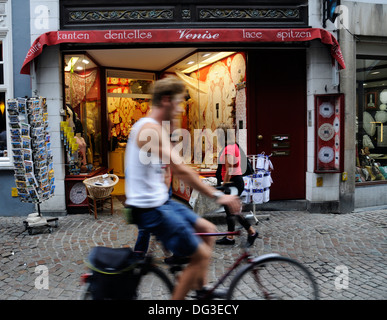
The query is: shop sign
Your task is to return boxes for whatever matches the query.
[21,28,345,74]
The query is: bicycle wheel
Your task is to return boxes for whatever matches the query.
[227,254,319,300]
[135,265,174,300]
[78,283,92,300]
[79,266,173,300]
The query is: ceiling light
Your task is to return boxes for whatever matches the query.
[187,61,195,65]
[82,59,90,64]
[371,71,380,75]
[181,52,235,74]
[202,53,211,58]
[76,66,83,70]
[64,57,79,72]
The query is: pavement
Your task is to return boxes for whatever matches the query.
[0,197,386,300]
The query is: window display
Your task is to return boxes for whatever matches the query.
[106,70,154,148]
[64,54,102,172]
[356,57,387,183]
[0,92,6,157]
[170,51,246,166]
[166,51,247,199]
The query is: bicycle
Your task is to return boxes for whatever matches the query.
[79,230,319,300]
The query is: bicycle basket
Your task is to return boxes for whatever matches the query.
[85,246,141,300]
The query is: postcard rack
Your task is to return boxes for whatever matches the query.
[7,97,57,234]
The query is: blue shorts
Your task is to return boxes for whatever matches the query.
[133,199,202,257]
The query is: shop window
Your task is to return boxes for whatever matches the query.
[0,41,3,85]
[0,92,6,157]
[165,51,245,167]
[64,54,102,171]
[107,70,154,147]
[105,51,246,182]
[356,57,387,183]
[0,41,6,159]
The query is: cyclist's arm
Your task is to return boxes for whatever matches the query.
[137,123,241,213]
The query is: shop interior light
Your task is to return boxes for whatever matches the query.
[181,52,235,74]
[82,59,90,64]
[371,71,380,75]
[186,61,195,65]
[76,66,83,70]
[64,57,79,72]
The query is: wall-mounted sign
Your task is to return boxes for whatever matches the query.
[21,28,345,74]
[315,94,344,173]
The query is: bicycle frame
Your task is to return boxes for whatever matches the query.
[193,230,253,299]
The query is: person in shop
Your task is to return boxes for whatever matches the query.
[66,104,87,167]
[125,76,241,300]
[215,123,259,247]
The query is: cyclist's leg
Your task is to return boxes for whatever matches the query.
[133,228,151,257]
[150,200,215,299]
[171,241,212,300]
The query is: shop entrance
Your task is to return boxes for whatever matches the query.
[247,50,306,200]
[63,47,306,207]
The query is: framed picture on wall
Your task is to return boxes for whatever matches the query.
[365,92,377,110]
[314,94,344,173]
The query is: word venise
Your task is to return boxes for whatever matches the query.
[177,29,220,40]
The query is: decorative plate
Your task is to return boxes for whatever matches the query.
[319,102,334,118]
[318,146,334,164]
[318,123,335,141]
[375,111,387,123]
[335,135,340,150]
[333,117,340,133]
[380,89,387,104]
[363,112,376,136]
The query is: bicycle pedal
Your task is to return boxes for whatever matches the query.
[195,288,227,300]
[169,265,183,274]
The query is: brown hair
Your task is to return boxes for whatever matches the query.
[151,76,185,107]
[217,123,236,145]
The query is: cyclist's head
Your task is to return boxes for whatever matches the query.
[151,77,186,107]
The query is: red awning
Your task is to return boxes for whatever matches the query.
[20,28,345,74]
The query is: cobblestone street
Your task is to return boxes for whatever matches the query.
[0,199,386,300]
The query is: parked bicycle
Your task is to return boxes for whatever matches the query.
[79,230,319,300]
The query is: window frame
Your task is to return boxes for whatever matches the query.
[0,1,14,169]
[355,54,387,185]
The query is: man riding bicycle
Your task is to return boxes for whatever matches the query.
[125,77,241,300]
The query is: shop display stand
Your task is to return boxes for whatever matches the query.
[244,154,272,225]
[7,97,57,235]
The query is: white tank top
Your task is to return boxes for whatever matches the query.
[125,117,169,207]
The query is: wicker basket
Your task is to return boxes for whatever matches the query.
[83,174,119,199]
